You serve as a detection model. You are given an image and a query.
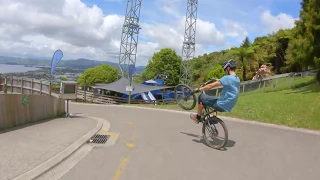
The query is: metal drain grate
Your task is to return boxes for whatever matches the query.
[89,134,109,144]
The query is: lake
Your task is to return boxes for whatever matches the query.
[0,64,40,74]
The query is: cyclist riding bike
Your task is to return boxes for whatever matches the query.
[190,59,240,124]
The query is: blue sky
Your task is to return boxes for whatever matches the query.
[82,0,301,53]
[0,0,302,65]
[88,0,300,44]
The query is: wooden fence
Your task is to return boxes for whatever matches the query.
[76,90,176,105]
[0,75,59,97]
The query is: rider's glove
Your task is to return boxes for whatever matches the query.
[194,88,200,93]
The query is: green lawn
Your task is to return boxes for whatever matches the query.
[221,83,320,130]
[128,79,320,130]
[262,76,316,93]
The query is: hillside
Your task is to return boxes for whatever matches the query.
[0,56,146,73]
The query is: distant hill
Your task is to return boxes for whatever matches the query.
[0,56,146,73]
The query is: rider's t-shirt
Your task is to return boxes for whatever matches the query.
[217,75,240,112]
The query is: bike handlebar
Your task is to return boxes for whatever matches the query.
[199,78,217,88]
[190,78,218,95]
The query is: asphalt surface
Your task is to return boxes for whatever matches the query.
[60,103,320,180]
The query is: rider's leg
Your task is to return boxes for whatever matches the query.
[190,94,224,124]
[190,103,204,124]
[197,102,204,118]
[211,101,225,115]
[190,94,207,124]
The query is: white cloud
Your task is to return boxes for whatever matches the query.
[140,16,225,58]
[157,0,183,18]
[193,18,226,46]
[0,0,125,59]
[0,0,227,66]
[0,0,299,68]
[222,19,248,38]
[261,10,297,33]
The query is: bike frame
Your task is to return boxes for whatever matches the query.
[198,79,220,122]
[178,78,220,117]
[175,79,229,149]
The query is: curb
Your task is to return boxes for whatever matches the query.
[12,116,104,180]
[71,102,320,136]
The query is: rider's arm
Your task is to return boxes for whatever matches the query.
[199,81,221,91]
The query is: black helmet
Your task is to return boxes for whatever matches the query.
[222,59,236,70]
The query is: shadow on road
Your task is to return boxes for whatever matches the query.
[180,132,236,151]
[0,117,57,135]
[0,114,88,135]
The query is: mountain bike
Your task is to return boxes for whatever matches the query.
[174,79,228,149]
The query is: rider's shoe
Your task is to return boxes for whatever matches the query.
[208,116,219,124]
[190,113,200,124]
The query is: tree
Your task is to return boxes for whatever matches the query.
[242,36,251,48]
[140,48,181,86]
[77,64,118,87]
[286,0,320,82]
[252,37,269,64]
[171,0,320,85]
[207,65,225,80]
[266,29,292,73]
[60,77,68,81]
[231,37,256,81]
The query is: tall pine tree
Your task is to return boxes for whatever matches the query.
[287,0,320,82]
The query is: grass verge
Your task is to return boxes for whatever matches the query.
[221,83,320,130]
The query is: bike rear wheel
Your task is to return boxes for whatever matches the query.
[174,84,197,110]
[202,116,228,149]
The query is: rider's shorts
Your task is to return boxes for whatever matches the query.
[198,94,225,112]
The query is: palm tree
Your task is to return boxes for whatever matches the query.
[230,46,256,81]
[230,37,255,81]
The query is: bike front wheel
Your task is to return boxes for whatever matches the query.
[174,84,197,111]
[202,116,228,149]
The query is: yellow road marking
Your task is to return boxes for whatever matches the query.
[128,122,134,125]
[112,121,137,180]
[112,156,131,180]
[125,143,135,148]
[103,130,135,148]
[117,140,135,148]
[103,131,118,140]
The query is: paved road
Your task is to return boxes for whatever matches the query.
[59,103,320,180]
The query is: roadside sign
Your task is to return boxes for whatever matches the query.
[126,86,134,92]
[22,97,29,105]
